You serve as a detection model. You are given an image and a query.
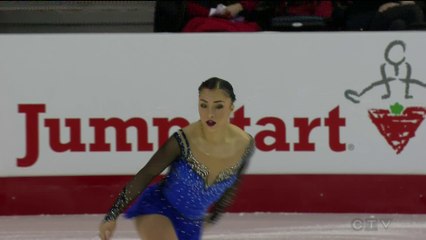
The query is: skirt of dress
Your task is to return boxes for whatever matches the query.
[125,183,204,240]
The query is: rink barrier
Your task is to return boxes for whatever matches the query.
[1,174,426,215]
[1,33,426,215]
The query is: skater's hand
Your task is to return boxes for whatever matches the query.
[99,220,116,240]
[203,213,216,230]
[203,221,214,230]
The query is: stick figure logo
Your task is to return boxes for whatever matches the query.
[344,40,426,154]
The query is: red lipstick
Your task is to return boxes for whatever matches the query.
[206,120,216,127]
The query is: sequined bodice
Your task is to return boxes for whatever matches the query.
[161,129,251,220]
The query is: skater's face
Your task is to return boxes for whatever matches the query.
[198,88,234,130]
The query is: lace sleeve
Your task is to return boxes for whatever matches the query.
[103,133,180,222]
[206,137,255,224]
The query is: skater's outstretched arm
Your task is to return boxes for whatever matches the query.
[99,134,180,239]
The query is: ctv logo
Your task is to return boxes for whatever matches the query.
[345,40,426,154]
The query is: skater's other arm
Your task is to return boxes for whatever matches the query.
[206,138,255,224]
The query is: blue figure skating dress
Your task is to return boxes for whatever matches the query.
[103,129,254,240]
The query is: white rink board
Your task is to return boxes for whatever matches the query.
[1,32,426,176]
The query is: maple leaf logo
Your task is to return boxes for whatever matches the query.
[368,103,426,154]
[344,40,426,154]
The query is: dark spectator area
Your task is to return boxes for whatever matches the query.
[0,1,425,33]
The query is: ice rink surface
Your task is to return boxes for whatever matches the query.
[0,213,425,240]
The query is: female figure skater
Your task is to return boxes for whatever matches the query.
[98,77,255,240]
